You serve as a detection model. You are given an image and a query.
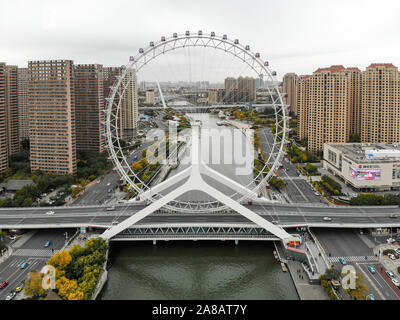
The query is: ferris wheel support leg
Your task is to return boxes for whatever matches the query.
[200,162,279,203]
[130,166,192,202]
[101,183,191,240]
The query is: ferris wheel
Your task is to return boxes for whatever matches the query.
[105,31,289,214]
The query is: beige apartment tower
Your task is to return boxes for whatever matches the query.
[121,69,138,141]
[283,73,299,115]
[74,64,104,153]
[17,68,30,141]
[145,90,155,104]
[297,75,310,141]
[0,63,8,174]
[5,65,19,156]
[28,60,77,175]
[361,63,400,144]
[298,66,350,155]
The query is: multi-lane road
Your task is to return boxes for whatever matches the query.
[313,228,400,300]
[0,229,75,300]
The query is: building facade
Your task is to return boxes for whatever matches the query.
[145,90,155,104]
[28,60,77,175]
[323,143,400,191]
[283,73,299,115]
[17,68,30,141]
[5,65,19,156]
[74,64,104,153]
[0,63,8,174]
[361,63,400,144]
[120,68,138,141]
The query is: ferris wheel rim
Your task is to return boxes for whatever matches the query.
[105,31,288,212]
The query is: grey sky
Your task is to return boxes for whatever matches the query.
[1,0,400,81]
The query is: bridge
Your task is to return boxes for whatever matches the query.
[140,103,276,112]
[1,203,399,241]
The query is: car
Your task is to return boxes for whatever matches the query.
[14,287,23,293]
[386,270,395,278]
[45,210,55,215]
[339,258,347,265]
[106,206,115,211]
[8,235,16,240]
[367,266,376,274]
[44,241,51,247]
[107,188,113,193]
[387,238,396,244]
[5,291,16,300]
[112,221,119,225]
[392,278,400,287]
[390,214,398,218]
[366,294,375,300]
[0,281,8,289]
[323,217,332,221]
[96,180,101,184]
[395,248,400,255]
[272,220,279,224]
[107,182,111,186]
[389,254,396,260]
[20,262,29,269]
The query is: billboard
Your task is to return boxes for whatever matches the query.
[350,167,381,181]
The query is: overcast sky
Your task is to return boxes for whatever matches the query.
[1,0,400,81]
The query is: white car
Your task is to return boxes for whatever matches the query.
[388,254,396,260]
[392,278,400,287]
[387,238,396,244]
[45,211,55,215]
[107,183,111,186]
[5,292,16,300]
[323,217,332,221]
[395,248,400,255]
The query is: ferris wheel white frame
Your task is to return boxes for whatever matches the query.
[105,31,289,214]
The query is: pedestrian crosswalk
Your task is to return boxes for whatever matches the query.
[329,256,377,263]
[13,248,59,258]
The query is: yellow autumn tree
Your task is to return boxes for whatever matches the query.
[25,271,48,298]
[68,290,84,300]
[56,276,78,299]
[47,250,72,278]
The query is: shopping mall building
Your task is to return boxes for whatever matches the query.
[323,143,400,192]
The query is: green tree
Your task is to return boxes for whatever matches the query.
[25,271,48,298]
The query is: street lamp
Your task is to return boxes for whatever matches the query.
[64,232,68,244]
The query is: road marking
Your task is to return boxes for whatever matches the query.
[357,263,385,300]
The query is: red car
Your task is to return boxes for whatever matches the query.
[0,281,8,289]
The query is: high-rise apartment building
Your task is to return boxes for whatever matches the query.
[74,64,104,153]
[17,68,30,141]
[5,65,19,155]
[345,68,362,136]
[121,69,138,141]
[283,73,299,115]
[237,76,256,102]
[297,75,310,141]
[0,63,8,174]
[145,90,155,104]
[361,63,400,144]
[28,60,77,175]
[224,77,237,103]
[298,66,350,154]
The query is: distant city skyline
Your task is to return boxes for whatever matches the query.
[1,0,400,81]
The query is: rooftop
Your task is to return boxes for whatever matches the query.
[326,143,400,163]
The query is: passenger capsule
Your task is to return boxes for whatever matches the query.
[211,32,215,37]
[223,34,227,40]
[245,45,250,50]
[139,48,144,53]
[149,41,154,47]
[272,71,277,76]
[264,61,269,67]
[234,39,239,44]
[161,36,166,41]
[129,56,134,61]
[185,30,190,36]
[255,52,260,58]
[173,33,178,38]
[198,30,203,36]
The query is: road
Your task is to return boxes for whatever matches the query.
[258,127,322,204]
[0,229,75,300]
[313,228,400,300]
[73,141,153,206]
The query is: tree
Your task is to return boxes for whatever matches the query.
[25,271,48,298]
[56,276,78,299]
[342,271,369,300]
[47,250,72,272]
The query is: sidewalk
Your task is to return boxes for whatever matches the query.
[286,260,329,300]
